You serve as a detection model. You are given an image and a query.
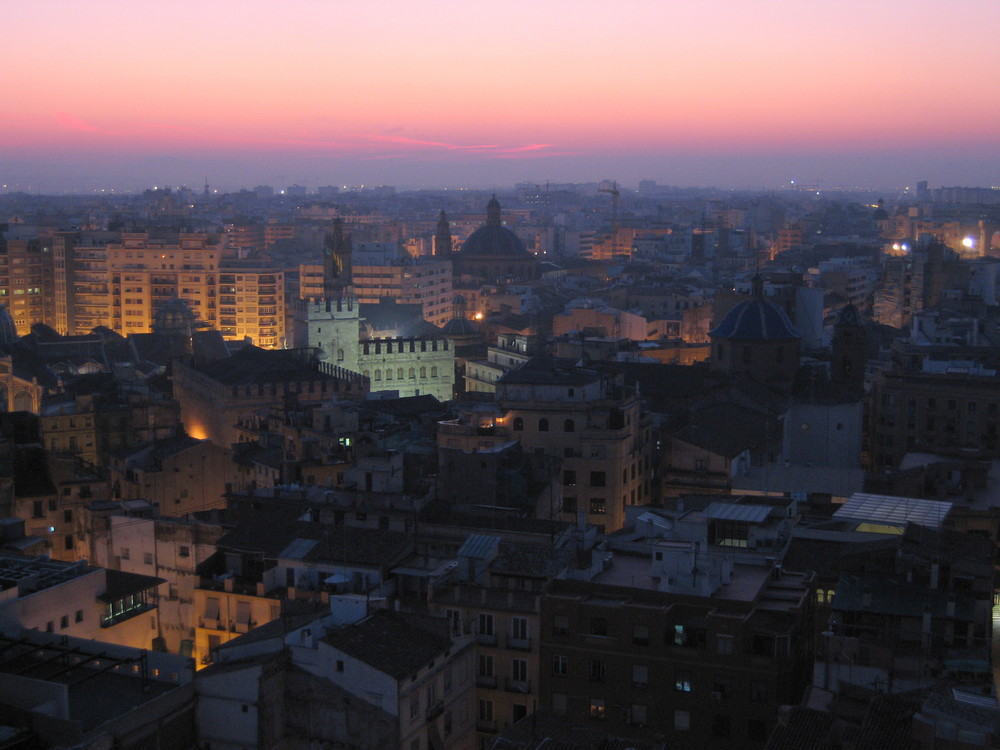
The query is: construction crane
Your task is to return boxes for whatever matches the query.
[598,181,622,258]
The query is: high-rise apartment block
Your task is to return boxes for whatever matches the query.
[0,229,47,336]
[42,232,287,347]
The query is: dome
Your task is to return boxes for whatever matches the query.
[709,276,801,340]
[442,316,479,337]
[0,305,16,346]
[459,197,529,257]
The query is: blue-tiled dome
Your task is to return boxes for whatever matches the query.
[0,305,17,346]
[709,277,801,340]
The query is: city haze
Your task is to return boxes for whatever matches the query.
[2,0,999,191]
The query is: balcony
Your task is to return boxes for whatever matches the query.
[504,678,531,693]
[426,701,444,722]
[505,635,531,651]
[475,674,498,689]
[476,719,497,733]
[476,633,497,647]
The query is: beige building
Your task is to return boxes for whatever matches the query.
[352,254,453,328]
[0,231,46,336]
[496,357,653,533]
[101,233,285,347]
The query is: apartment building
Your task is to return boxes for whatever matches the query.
[351,250,453,328]
[0,229,46,336]
[540,545,814,749]
[495,356,653,533]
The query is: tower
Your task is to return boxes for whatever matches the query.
[434,210,451,256]
[293,218,361,373]
[323,218,352,297]
[831,303,867,395]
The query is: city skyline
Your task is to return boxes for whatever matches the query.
[3,0,998,192]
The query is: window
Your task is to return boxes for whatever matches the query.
[538,418,549,432]
[75,609,83,623]
[589,498,606,514]
[563,470,576,486]
[552,654,568,676]
[512,659,528,683]
[552,615,569,635]
[590,698,606,720]
[589,617,607,636]
[511,617,528,641]
[589,659,606,682]
[513,417,523,431]
[478,654,494,678]
[120,547,130,560]
[675,671,692,692]
[60,615,68,629]
[633,624,650,646]
[410,695,420,720]
[144,553,153,565]
[632,664,648,687]
[716,634,734,655]
[179,546,190,558]
[564,419,575,432]
[589,471,606,487]
[630,704,647,726]
[478,699,493,721]
[477,613,494,636]
[712,677,731,700]
[713,714,731,738]
[63,510,72,523]
[674,710,690,731]
[32,501,43,519]
[444,711,452,737]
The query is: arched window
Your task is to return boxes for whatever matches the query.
[386,369,393,380]
[420,367,426,378]
[409,368,416,379]
[337,348,344,362]
[374,370,381,381]
[564,419,575,432]
[539,418,549,432]
[397,368,404,380]
[431,366,438,377]
[513,417,523,431]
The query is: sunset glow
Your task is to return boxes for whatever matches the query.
[3,0,998,189]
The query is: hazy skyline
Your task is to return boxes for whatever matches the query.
[3,0,998,192]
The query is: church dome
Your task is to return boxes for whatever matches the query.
[709,276,801,340]
[442,316,479,337]
[0,305,16,346]
[459,196,529,257]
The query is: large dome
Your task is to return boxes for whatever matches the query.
[709,276,801,340]
[459,196,529,257]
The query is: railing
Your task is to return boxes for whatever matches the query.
[475,674,498,689]
[475,633,497,646]
[476,719,497,733]
[505,678,531,693]
[426,700,444,722]
[506,635,531,651]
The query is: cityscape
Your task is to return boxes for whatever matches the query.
[2,1,1000,749]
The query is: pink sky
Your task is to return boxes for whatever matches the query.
[2,0,998,190]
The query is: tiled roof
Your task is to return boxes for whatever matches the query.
[321,610,451,679]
